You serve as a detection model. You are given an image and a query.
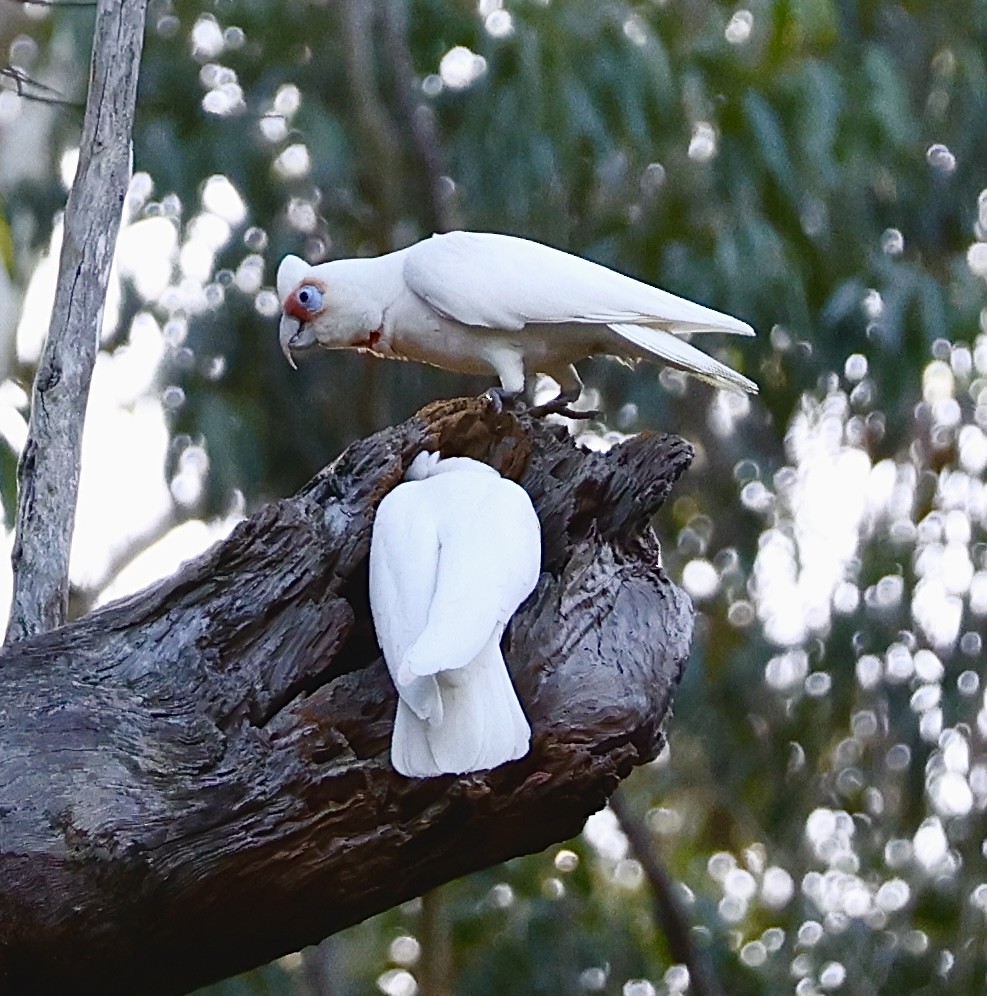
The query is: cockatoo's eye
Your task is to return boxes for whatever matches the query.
[295,284,323,314]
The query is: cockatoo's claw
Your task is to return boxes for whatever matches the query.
[485,386,523,415]
[527,396,601,421]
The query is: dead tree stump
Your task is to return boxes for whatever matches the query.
[0,398,694,995]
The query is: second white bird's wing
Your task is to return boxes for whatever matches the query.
[402,475,542,680]
[368,487,442,722]
[403,231,753,336]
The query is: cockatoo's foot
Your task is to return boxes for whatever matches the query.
[485,386,524,415]
[527,394,601,421]
[485,387,599,420]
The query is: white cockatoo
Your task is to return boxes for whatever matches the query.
[368,451,540,778]
[277,231,756,410]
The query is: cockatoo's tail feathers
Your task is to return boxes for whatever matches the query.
[426,642,530,775]
[662,317,755,337]
[391,700,443,777]
[609,323,758,394]
[390,640,531,777]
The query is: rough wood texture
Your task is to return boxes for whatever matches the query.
[0,399,695,995]
[6,0,148,643]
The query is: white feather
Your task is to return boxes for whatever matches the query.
[277,254,309,301]
[390,639,531,777]
[403,231,754,337]
[608,323,759,393]
[368,454,540,777]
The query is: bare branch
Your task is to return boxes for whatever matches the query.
[339,0,404,244]
[0,66,83,108]
[5,0,148,644]
[381,0,461,233]
[609,788,727,996]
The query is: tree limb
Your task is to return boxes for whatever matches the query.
[339,0,404,244]
[0,67,83,108]
[381,0,461,233]
[610,787,727,996]
[5,0,148,643]
[0,398,694,995]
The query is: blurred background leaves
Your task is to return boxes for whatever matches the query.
[1,0,986,992]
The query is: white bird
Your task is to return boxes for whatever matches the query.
[368,451,540,778]
[277,231,757,410]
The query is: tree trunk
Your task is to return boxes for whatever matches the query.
[0,398,694,995]
[6,0,148,643]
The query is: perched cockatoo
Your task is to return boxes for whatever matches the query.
[277,231,757,410]
[368,451,540,778]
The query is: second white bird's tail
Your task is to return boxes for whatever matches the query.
[390,636,530,778]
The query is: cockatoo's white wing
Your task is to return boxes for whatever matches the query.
[403,231,753,336]
[401,473,541,680]
[368,488,442,721]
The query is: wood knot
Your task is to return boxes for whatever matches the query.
[414,395,533,481]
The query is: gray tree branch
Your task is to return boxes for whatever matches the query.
[381,0,461,234]
[0,398,694,995]
[5,0,148,643]
[610,787,727,996]
[340,0,404,244]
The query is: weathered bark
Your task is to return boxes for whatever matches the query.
[6,0,148,643]
[0,398,694,995]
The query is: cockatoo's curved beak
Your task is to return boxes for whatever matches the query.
[279,314,317,369]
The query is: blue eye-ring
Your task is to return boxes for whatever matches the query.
[296,284,323,312]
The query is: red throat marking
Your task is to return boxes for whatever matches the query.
[354,327,384,351]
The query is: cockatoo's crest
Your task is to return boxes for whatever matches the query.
[276,254,309,301]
